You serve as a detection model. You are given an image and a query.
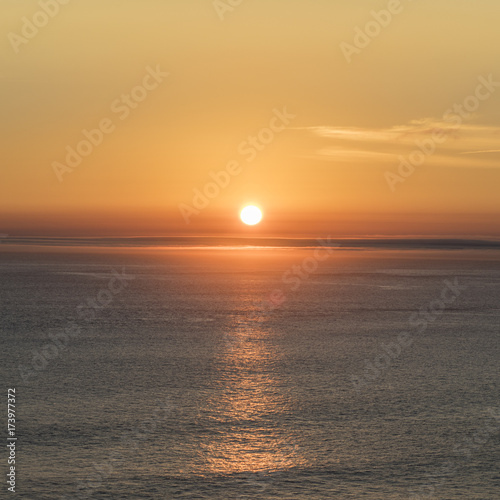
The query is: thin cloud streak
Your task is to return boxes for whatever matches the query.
[460,149,500,155]
[297,119,500,166]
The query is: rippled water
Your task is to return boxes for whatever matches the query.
[1,247,499,499]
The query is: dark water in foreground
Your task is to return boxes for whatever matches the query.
[1,247,499,499]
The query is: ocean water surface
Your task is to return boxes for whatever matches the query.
[1,244,499,499]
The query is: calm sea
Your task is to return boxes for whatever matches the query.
[1,245,499,499]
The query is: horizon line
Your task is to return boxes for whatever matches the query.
[2,235,500,251]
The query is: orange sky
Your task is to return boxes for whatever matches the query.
[1,0,500,238]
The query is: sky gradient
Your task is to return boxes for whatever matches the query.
[1,0,499,238]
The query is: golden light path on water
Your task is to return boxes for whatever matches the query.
[198,279,308,478]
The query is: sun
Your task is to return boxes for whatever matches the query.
[240,205,263,226]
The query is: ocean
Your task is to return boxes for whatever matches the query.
[1,243,499,499]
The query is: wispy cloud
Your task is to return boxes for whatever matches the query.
[296,119,500,167]
[460,149,500,155]
[298,119,463,142]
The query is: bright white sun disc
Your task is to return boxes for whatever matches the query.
[240,205,262,225]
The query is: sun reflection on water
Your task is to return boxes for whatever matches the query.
[200,300,307,478]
